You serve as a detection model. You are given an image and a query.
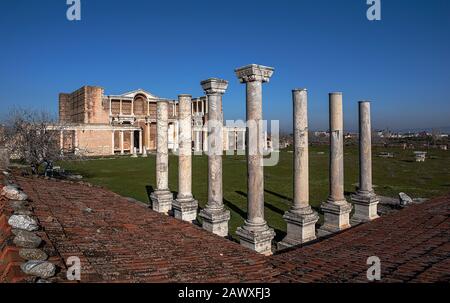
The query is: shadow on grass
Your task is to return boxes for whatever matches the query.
[235,190,285,216]
[264,189,292,203]
[223,198,246,218]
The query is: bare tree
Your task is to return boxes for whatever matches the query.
[3,108,64,174]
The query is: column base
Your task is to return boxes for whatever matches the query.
[150,189,173,215]
[172,197,198,223]
[278,207,319,251]
[199,207,230,237]
[236,222,275,256]
[317,199,352,237]
[351,192,380,225]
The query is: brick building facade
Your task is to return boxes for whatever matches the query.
[58,86,247,156]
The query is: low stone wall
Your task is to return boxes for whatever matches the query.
[0,148,9,170]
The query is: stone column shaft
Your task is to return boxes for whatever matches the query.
[235,64,275,256]
[199,78,230,237]
[279,89,318,250]
[293,89,309,209]
[150,101,173,214]
[318,93,352,237]
[173,95,198,222]
[351,101,379,223]
[359,101,372,193]
[329,93,345,202]
[156,103,169,190]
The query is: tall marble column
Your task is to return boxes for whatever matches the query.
[278,89,319,250]
[351,101,379,223]
[173,95,199,222]
[318,93,352,236]
[150,100,173,214]
[235,64,275,256]
[198,78,230,237]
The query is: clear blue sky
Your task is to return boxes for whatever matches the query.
[1,0,449,132]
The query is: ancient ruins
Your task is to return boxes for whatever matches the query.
[147,63,380,254]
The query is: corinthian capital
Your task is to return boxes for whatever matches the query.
[235,64,274,83]
[201,78,229,95]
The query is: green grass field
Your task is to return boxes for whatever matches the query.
[60,146,450,241]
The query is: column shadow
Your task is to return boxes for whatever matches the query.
[235,190,285,216]
[223,198,246,218]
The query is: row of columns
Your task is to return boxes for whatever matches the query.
[150,63,378,256]
[113,130,143,155]
[192,129,246,153]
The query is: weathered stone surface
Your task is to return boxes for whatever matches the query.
[350,101,379,224]
[1,185,28,200]
[280,89,319,249]
[173,94,198,223]
[14,208,33,216]
[13,230,42,248]
[234,65,275,254]
[399,192,413,206]
[318,93,352,236]
[20,261,56,278]
[9,200,30,210]
[8,214,39,231]
[151,100,172,214]
[199,78,230,236]
[19,248,48,261]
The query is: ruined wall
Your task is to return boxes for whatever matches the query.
[85,86,109,124]
[58,86,108,124]
[76,130,112,156]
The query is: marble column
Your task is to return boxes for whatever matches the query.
[318,93,352,237]
[194,130,201,152]
[150,100,173,214]
[351,101,379,224]
[120,131,124,155]
[139,130,143,154]
[235,64,275,255]
[198,78,230,237]
[278,89,319,250]
[173,95,199,222]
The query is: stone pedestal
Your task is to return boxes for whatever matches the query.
[172,95,198,222]
[351,101,379,224]
[236,224,275,256]
[318,92,352,237]
[279,89,319,250]
[351,193,379,224]
[150,189,173,214]
[317,200,352,237]
[198,78,230,236]
[278,207,319,250]
[235,64,275,255]
[150,100,173,215]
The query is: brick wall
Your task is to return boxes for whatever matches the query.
[77,130,112,156]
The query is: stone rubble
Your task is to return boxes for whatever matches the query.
[20,261,56,279]
[8,214,39,231]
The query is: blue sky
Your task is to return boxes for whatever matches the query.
[0,0,449,132]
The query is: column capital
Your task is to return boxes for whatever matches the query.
[235,64,274,83]
[201,78,229,95]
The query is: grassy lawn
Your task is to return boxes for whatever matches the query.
[60,146,450,241]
